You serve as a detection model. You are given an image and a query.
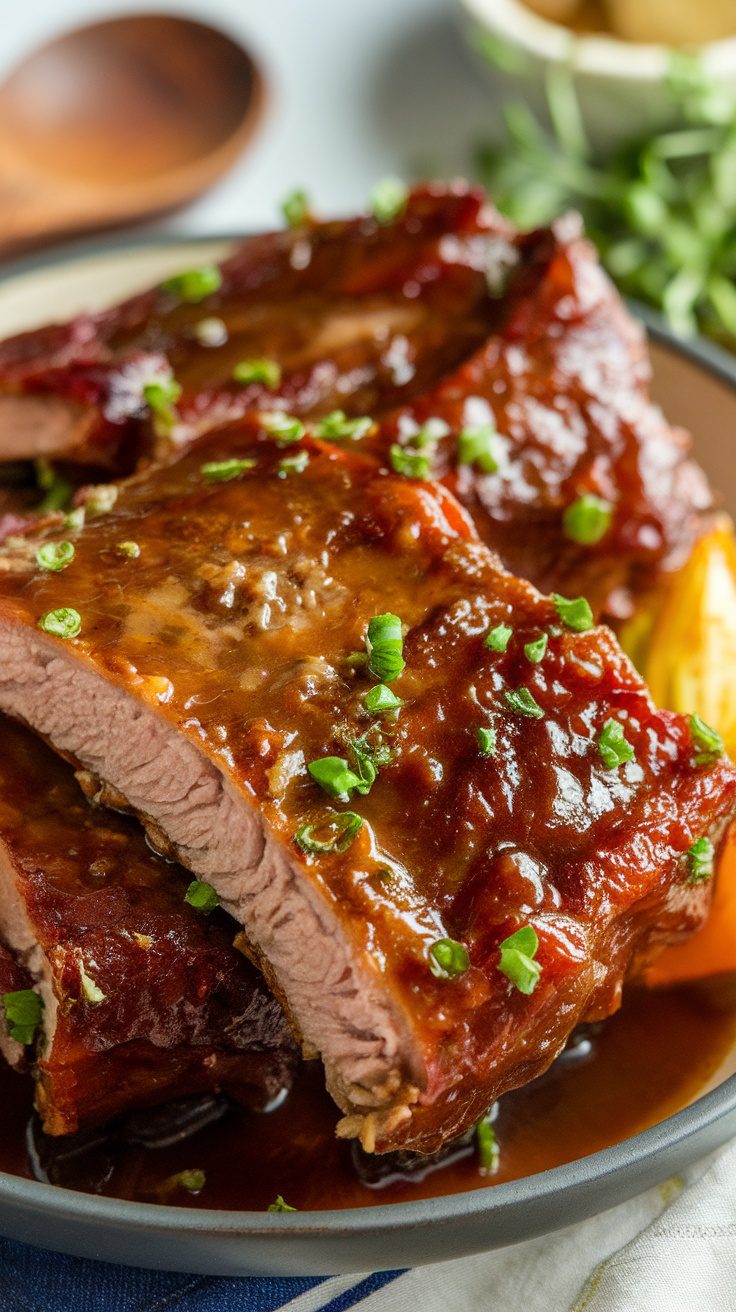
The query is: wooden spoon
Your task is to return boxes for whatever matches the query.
[0,14,265,258]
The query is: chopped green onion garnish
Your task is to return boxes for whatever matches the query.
[457,424,499,474]
[477,726,496,756]
[36,541,74,573]
[314,410,373,441]
[201,457,256,483]
[143,378,182,432]
[193,316,228,347]
[268,1194,298,1212]
[428,937,470,980]
[38,608,81,640]
[552,593,594,632]
[261,411,305,444]
[413,418,450,448]
[498,925,541,994]
[349,740,378,795]
[161,266,222,303]
[278,450,310,477]
[484,623,512,652]
[63,507,86,532]
[185,880,219,912]
[523,634,547,664]
[233,359,282,389]
[84,485,118,518]
[115,541,141,559]
[598,718,635,770]
[308,757,362,799]
[563,494,613,546]
[296,812,363,854]
[687,835,715,884]
[504,688,544,719]
[2,990,42,1046]
[366,612,405,682]
[34,458,72,513]
[476,1116,500,1173]
[689,713,725,767]
[281,189,310,227]
[370,177,408,224]
[389,444,431,480]
[169,1169,206,1194]
[352,732,394,768]
[364,684,402,715]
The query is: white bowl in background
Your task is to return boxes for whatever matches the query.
[459,0,736,150]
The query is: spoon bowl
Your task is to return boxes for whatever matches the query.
[0,14,265,256]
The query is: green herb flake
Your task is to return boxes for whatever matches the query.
[2,989,42,1046]
[185,879,220,913]
[34,458,72,513]
[366,612,405,683]
[552,593,594,632]
[687,835,715,884]
[36,541,75,573]
[370,177,409,224]
[364,683,403,715]
[689,713,725,767]
[563,494,613,545]
[115,541,141,559]
[389,444,431,480]
[314,410,373,441]
[523,633,548,664]
[476,1116,500,1173]
[161,266,222,303]
[281,189,310,228]
[428,937,470,980]
[296,812,363,855]
[38,608,82,640]
[268,1194,298,1212]
[261,411,305,444]
[143,378,182,432]
[484,622,512,653]
[476,725,496,756]
[504,687,544,719]
[201,457,256,483]
[307,756,362,799]
[278,450,310,477]
[598,718,635,770]
[233,358,282,389]
[457,423,499,474]
[167,1169,206,1195]
[498,925,542,995]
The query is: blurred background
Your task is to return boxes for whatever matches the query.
[2,0,736,345]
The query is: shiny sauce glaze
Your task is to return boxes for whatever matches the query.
[1,431,734,1153]
[1,974,734,1209]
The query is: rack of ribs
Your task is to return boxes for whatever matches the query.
[0,185,710,628]
[0,428,730,1153]
[0,714,297,1135]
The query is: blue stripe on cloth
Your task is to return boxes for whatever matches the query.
[314,1271,405,1311]
[0,1235,330,1312]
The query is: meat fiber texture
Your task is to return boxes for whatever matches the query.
[0,185,711,625]
[0,716,297,1135]
[0,429,730,1153]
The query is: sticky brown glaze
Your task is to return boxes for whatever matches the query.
[0,717,297,1135]
[0,428,731,1153]
[0,186,504,472]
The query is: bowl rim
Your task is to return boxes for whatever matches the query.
[459,0,736,80]
[0,231,734,1242]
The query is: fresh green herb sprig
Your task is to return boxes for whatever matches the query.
[474,52,736,345]
[2,990,42,1046]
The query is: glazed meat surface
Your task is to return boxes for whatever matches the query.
[0,716,297,1135]
[0,428,730,1152]
[0,186,710,623]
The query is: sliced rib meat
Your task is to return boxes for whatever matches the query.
[0,430,730,1153]
[0,186,711,625]
[0,715,297,1135]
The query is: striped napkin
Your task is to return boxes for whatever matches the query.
[2,1140,735,1312]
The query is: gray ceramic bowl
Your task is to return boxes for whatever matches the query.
[0,238,734,1275]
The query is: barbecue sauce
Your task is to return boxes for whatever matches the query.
[2,975,735,1211]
